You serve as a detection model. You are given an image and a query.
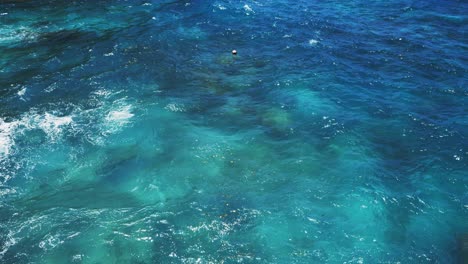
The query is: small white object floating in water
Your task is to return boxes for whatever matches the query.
[232,49,237,55]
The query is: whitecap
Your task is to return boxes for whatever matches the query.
[216,4,227,10]
[34,113,73,141]
[17,87,26,97]
[0,113,72,160]
[106,105,134,122]
[0,118,19,160]
[243,4,254,14]
[309,39,319,45]
[101,102,134,136]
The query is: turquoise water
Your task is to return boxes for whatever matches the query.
[0,0,467,263]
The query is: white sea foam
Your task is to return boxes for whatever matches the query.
[0,230,17,258]
[0,118,20,160]
[1,90,136,160]
[0,26,37,45]
[92,89,113,98]
[164,103,185,112]
[73,92,136,144]
[216,4,227,10]
[106,105,133,124]
[244,4,253,12]
[72,254,84,261]
[101,102,134,136]
[106,105,134,122]
[243,4,254,15]
[0,113,72,160]
[309,39,319,45]
[38,234,64,251]
[17,87,26,97]
[36,113,73,140]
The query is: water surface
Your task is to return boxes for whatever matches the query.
[0,0,467,263]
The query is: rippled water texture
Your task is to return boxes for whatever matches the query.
[0,0,467,263]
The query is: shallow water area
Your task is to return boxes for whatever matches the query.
[0,0,467,263]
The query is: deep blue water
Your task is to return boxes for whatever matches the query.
[0,0,467,263]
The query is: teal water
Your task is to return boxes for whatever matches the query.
[0,0,467,263]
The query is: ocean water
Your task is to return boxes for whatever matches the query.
[0,0,467,263]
